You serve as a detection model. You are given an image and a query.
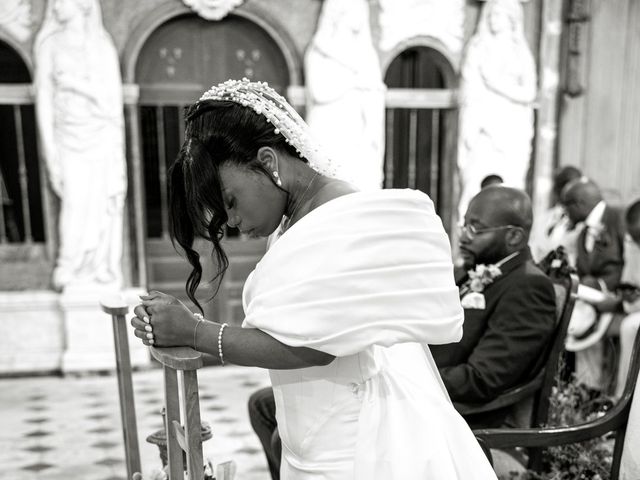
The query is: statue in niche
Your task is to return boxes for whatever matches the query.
[305,0,386,190]
[457,0,536,218]
[34,0,127,290]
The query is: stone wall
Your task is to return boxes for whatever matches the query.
[0,0,549,375]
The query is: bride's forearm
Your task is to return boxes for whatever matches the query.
[196,321,335,369]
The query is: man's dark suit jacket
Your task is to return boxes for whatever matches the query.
[575,204,625,291]
[430,248,556,427]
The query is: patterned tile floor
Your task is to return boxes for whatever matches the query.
[0,365,272,480]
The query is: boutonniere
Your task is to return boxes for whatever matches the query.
[467,264,503,293]
[461,291,486,309]
[459,264,502,310]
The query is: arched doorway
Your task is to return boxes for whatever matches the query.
[134,14,291,323]
[383,45,457,232]
[0,39,49,290]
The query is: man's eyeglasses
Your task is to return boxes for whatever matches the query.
[458,223,520,240]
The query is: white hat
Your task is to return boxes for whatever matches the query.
[565,300,613,352]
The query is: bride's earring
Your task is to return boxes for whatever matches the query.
[273,157,282,186]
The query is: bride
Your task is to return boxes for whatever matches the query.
[130,79,497,479]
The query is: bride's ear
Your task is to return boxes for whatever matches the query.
[257,147,282,186]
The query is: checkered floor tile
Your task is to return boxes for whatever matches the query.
[0,366,272,480]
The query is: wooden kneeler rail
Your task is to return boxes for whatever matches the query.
[150,346,205,480]
[100,298,142,480]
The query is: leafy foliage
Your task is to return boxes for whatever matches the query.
[507,367,614,480]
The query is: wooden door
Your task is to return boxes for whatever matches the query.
[384,46,457,232]
[135,14,289,324]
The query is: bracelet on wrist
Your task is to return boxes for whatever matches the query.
[193,313,204,350]
[218,323,228,366]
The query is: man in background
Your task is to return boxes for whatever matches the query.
[480,173,504,189]
[530,165,582,263]
[561,178,626,389]
[431,186,557,428]
[592,199,640,398]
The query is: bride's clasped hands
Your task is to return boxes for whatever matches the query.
[131,290,202,348]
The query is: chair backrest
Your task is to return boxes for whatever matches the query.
[150,346,205,480]
[473,327,640,479]
[100,298,142,479]
[619,366,640,478]
[532,272,579,427]
[614,326,640,479]
[453,272,579,424]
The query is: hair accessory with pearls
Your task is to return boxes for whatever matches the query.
[199,78,337,179]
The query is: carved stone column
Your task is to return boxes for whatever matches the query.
[531,0,565,218]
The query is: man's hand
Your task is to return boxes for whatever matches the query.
[593,294,622,313]
[580,275,601,290]
[618,284,640,304]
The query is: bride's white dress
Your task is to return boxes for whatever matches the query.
[243,189,497,479]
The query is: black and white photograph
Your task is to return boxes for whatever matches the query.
[0,0,639,479]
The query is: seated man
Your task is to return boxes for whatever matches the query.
[480,173,504,189]
[592,199,640,399]
[248,187,557,479]
[561,178,625,294]
[560,178,625,389]
[529,165,582,263]
[431,186,557,428]
[248,387,281,480]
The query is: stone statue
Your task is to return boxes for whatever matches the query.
[34,0,127,290]
[457,0,536,218]
[304,0,386,191]
[0,0,32,43]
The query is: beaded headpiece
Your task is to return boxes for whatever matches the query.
[199,78,336,178]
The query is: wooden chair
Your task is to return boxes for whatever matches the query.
[150,346,205,480]
[475,327,640,479]
[454,272,579,434]
[101,297,142,479]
